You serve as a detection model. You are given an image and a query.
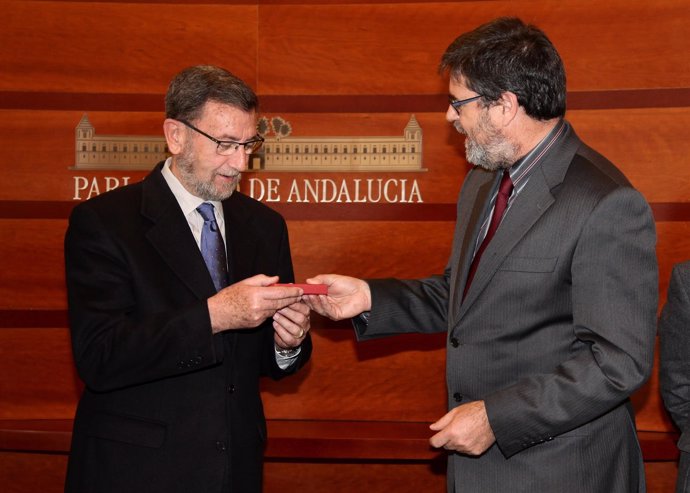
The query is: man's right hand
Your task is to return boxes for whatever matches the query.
[208,275,303,333]
[302,274,371,321]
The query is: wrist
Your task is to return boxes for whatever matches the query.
[275,343,300,357]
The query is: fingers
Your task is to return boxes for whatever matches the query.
[429,409,454,431]
[209,280,303,332]
[274,302,310,348]
[427,402,495,455]
[301,293,331,316]
[429,428,449,449]
[428,410,453,448]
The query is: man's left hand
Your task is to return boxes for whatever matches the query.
[273,301,310,349]
[429,400,496,455]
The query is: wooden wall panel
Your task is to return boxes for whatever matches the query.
[2,108,690,203]
[0,451,677,493]
[1,0,688,490]
[0,329,79,420]
[2,3,259,93]
[258,0,689,95]
[262,329,447,421]
[0,452,68,493]
[288,220,454,282]
[264,461,446,493]
[0,110,157,201]
[569,108,690,203]
[0,221,67,310]
[657,222,690,301]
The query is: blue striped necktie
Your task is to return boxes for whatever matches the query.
[197,202,229,292]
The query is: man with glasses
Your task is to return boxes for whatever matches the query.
[305,17,657,492]
[64,65,312,493]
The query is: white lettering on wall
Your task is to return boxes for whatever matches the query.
[252,178,424,204]
[70,176,423,204]
[73,176,131,200]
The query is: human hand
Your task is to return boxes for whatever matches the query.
[428,401,495,455]
[208,274,303,333]
[273,301,310,349]
[302,274,371,321]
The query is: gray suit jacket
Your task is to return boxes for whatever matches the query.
[660,261,690,492]
[357,123,658,492]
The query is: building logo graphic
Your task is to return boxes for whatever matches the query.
[74,114,169,170]
[252,115,424,172]
[73,114,424,172]
[71,114,426,203]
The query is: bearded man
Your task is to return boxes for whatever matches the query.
[304,17,657,493]
[64,65,312,493]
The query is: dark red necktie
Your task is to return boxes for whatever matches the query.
[463,170,514,300]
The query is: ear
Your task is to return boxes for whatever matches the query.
[496,91,520,126]
[163,118,186,155]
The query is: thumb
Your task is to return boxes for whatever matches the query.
[307,274,335,286]
[429,409,454,431]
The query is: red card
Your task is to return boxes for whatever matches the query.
[272,283,328,295]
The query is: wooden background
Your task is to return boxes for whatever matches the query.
[1,0,689,491]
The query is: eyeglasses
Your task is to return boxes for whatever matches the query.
[449,94,484,115]
[180,120,264,155]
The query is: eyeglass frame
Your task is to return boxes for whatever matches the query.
[179,119,265,155]
[448,94,484,115]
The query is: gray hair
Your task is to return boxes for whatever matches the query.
[165,65,258,122]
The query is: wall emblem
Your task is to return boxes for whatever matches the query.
[70,114,425,203]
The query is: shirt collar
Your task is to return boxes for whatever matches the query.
[161,157,224,218]
[508,119,567,186]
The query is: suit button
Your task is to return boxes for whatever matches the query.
[228,384,235,394]
[453,392,463,402]
[450,338,459,348]
[216,441,226,451]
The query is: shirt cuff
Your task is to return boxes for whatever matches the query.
[275,345,301,370]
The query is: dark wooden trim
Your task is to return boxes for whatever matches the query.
[0,419,679,461]
[1,89,688,112]
[0,310,69,329]
[0,201,458,221]
[17,0,471,4]
[649,203,690,222]
[0,310,353,330]
[2,200,690,222]
[0,201,76,219]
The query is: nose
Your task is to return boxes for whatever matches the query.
[226,151,249,172]
[446,105,458,123]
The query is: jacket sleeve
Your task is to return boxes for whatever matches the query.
[355,271,451,340]
[660,262,690,431]
[65,202,222,392]
[260,218,312,379]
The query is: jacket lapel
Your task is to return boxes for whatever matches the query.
[141,164,217,300]
[222,193,257,284]
[453,124,581,325]
[448,169,498,319]
[458,167,555,315]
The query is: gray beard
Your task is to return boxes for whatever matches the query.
[176,148,239,201]
[454,118,517,172]
[465,138,515,171]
